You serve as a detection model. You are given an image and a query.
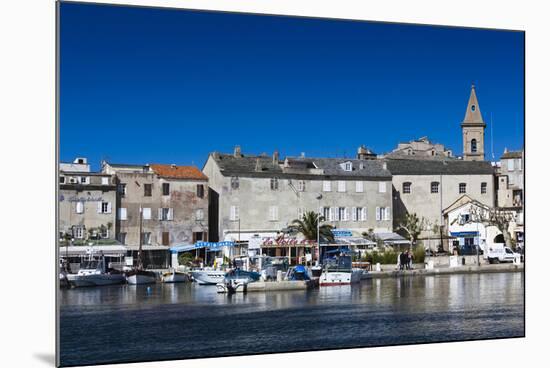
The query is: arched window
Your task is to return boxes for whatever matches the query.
[471,139,477,153]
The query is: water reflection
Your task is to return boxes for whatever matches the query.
[60,273,524,367]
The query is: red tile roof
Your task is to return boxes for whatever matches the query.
[150,164,208,180]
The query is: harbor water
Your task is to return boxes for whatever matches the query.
[59,272,524,366]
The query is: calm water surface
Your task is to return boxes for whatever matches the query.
[59,272,524,366]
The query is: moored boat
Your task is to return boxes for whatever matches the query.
[126,269,157,285]
[161,269,191,283]
[319,254,362,286]
[190,269,226,285]
[67,256,126,287]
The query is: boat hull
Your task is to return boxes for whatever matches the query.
[126,270,157,285]
[162,272,190,283]
[319,269,363,286]
[67,274,126,287]
[190,270,226,285]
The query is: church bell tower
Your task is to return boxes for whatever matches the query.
[461,85,486,161]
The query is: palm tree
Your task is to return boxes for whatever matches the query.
[289,211,334,243]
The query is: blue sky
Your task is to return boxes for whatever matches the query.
[60,2,524,170]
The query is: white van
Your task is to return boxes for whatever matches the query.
[484,243,519,263]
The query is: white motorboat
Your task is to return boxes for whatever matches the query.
[67,256,126,287]
[190,269,226,285]
[161,269,191,283]
[319,254,363,286]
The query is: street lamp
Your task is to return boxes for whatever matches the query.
[316,193,323,266]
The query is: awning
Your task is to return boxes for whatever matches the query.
[323,237,375,247]
[169,241,236,254]
[450,231,480,238]
[59,245,128,257]
[375,232,411,245]
[125,245,170,251]
[223,231,279,242]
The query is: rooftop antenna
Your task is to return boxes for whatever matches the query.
[490,112,495,161]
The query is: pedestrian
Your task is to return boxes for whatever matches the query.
[397,252,402,270]
[408,250,414,270]
[399,251,407,271]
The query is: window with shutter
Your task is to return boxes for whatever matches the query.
[507,159,514,171]
[323,181,331,192]
[385,207,391,221]
[338,207,345,221]
[142,208,151,220]
[356,181,363,193]
[352,207,357,221]
[168,208,174,220]
[162,183,170,196]
[376,207,381,221]
[106,202,112,214]
[329,207,335,221]
[101,177,109,185]
[361,207,368,221]
[76,202,84,214]
[378,182,386,193]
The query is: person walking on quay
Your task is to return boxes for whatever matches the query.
[399,251,408,271]
[408,250,414,270]
[397,251,402,270]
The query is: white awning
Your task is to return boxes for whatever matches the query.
[125,245,170,251]
[223,231,279,242]
[59,245,128,257]
[375,232,411,245]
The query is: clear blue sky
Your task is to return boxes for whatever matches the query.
[60,2,524,171]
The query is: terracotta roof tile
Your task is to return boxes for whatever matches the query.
[150,164,208,180]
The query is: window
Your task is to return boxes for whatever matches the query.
[378,182,386,193]
[162,183,170,196]
[142,207,151,220]
[197,184,205,198]
[195,209,204,221]
[117,232,127,244]
[118,207,127,220]
[60,176,65,184]
[471,139,477,153]
[338,207,347,221]
[471,105,476,111]
[337,181,346,192]
[143,232,151,245]
[431,182,439,194]
[269,206,279,221]
[516,159,522,171]
[297,180,306,192]
[230,206,239,221]
[481,182,487,194]
[355,181,364,193]
[80,176,88,184]
[75,201,84,214]
[231,176,239,189]
[353,207,366,221]
[323,181,331,192]
[117,183,126,196]
[144,184,152,197]
[159,208,173,221]
[73,226,85,239]
[507,159,514,171]
[460,214,470,224]
[459,183,467,194]
[344,162,352,171]
[101,177,109,185]
[402,182,411,194]
[98,202,111,214]
[193,232,205,243]
[270,178,279,190]
[322,207,330,221]
[376,207,391,221]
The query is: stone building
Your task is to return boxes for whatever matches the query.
[202,146,394,245]
[383,136,453,159]
[497,149,524,208]
[101,162,209,247]
[59,158,117,241]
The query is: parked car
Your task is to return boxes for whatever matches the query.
[485,244,519,263]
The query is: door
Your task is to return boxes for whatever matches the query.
[162,232,170,246]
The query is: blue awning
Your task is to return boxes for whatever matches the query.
[450,231,480,238]
[170,241,236,254]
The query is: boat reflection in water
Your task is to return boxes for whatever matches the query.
[319,252,362,286]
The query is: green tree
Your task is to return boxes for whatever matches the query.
[289,211,334,243]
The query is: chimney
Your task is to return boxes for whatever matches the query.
[255,158,262,172]
[273,150,279,166]
[234,145,242,158]
[382,161,387,170]
[171,164,176,168]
